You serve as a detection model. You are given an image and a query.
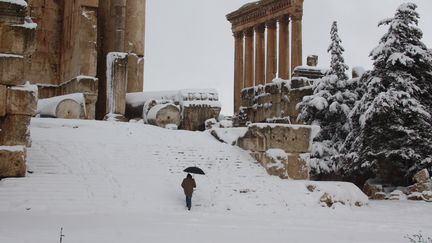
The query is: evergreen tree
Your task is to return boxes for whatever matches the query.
[341,3,432,186]
[327,21,350,80]
[297,21,357,177]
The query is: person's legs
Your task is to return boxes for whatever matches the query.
[186,195,192,210]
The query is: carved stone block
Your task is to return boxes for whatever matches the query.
[0,55,25,86]
[0,1,27,25]
[0,146,26,178]
[0,23,36,55]
[6,86,38,116]
[0,115,31,146]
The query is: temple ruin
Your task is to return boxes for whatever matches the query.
[0,0,146,178]
[27,0,146,120]
[227,0,304,114]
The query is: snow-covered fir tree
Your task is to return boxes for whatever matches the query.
[341,3,432,186]
[327,21,349,80]
[297,21,358,178]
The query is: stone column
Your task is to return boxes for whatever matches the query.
[278,15,290,80]
[125,0,145,93]
[291,15,303,72]
[113,0,127,52]
[244,28,254,89]
[105,52,128,121]
[233,31,244,114]
[266,20,277,83]
[254,24,265,86]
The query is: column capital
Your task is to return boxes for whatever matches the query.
[265,19,277,28]
[244,28,254,37]
[291,14,303,21]
[278,15,290,24]
[254,23,265,33]
[233,31,244,38]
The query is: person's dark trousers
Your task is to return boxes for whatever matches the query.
[186,195,192,210]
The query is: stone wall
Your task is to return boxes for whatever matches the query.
[237,124,317,180]
[26,0,63,85]
[0,1,37,178]
[181,106,221,131]
[237,80,313,126]
[236,65,326,126]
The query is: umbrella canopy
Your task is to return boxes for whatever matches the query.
[184,166,205,175]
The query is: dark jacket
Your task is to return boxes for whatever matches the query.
[181,177,196,197]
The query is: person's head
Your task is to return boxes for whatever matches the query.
[187,173,192,179]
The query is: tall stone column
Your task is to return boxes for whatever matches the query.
[125,0,145,93]
[278,15,290,80]
[244,28,254,89]
[113,0,127,52]
[233,32,244,114]
[291,15,303,72]
[266,20,277,83]
[254,24,265,86]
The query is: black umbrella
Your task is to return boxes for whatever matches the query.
[184,166,205,175]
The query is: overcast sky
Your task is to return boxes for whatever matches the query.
[144,0,432,116]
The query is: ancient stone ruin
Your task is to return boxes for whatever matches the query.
[126,89,222,131]
[363,169,432,202]
[0,0,37,178]
[226,0,330,181]
[26,0,146,120]
[227,0,304,114]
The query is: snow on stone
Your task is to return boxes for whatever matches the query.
[127,89,221,108]
[0,0,27,7]
[37,93,84,116]
[307,181,369,207]
[209,127,248,145]
[10,81,38,96]
[0,145,25,152]
[0,53,23,58]
[12,22,37,29]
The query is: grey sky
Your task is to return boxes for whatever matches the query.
[144,0,432,115]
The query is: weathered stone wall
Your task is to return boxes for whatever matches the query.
[238,124,317,180]
[26,0,63,85]
[0,1,38,178]
[181,106,221,131]
[238,80,313,126]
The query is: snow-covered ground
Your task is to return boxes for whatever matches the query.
[0,118,431,243]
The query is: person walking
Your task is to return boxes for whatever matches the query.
[181,173,196,210]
